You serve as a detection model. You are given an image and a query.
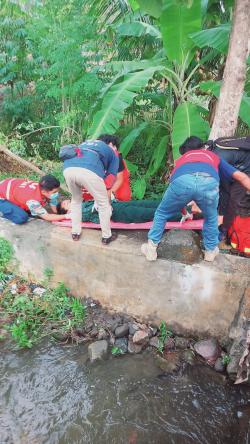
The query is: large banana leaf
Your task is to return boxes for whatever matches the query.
[128,0,140,11]
[201,0,209,18]
[146,135,168,177]
[103,59,162,74]
[117,21,161,39]
[88,65,164,138]
[199,79,221,95]
[190,24,231,54]
[172,102,210,159]
[125,159,138,173]
[120,122,148,157]
[160,0,201,66]
[128,0,163,18]
[240,94,250,127]
[132,177,147,199]
[200,80,250,128]
[140,91,167,107]
[92,59,162,106]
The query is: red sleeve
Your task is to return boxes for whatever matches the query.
[104,174,116,189]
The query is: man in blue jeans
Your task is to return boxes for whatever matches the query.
[141,136,250,262]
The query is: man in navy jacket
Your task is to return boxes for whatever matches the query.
[60,137,119,243]
[212,139,250,236]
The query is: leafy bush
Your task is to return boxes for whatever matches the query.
[8,134,28,157]
[157,320,173,354]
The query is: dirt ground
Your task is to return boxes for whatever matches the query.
[0,152,38,176]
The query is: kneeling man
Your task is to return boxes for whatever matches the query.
[0,175,69,224]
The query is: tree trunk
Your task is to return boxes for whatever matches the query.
[209,0,250,140]
[0,144,45,177]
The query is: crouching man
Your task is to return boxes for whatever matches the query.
[59,138,119,243]
[141,136,250,263]
[0,175,70,224]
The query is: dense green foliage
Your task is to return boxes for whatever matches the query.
[0,0,249,198]
[0,237,13,279]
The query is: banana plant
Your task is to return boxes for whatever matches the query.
[87,0,240,197]
[88,63,166,138]
[88,0,209,157]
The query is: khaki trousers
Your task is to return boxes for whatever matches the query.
[63,167,112,238]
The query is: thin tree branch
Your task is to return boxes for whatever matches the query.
[21,126,81,140]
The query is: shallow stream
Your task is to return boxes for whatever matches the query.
[0,342,249,444]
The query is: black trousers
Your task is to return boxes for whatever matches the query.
[220,181,250,231]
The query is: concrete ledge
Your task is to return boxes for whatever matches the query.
[1,218,249,339]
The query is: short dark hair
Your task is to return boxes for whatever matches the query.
[56,202,67,214]
[98,134,120,149]
[39,175,60,191]
[179,136,204,155]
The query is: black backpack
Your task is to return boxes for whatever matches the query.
[214,136,250,151]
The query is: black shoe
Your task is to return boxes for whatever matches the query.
[72,233,81,241]
[102,232,118,245]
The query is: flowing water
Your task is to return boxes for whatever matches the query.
[0,341,249,444]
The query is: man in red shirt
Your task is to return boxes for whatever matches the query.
[0,175,69,224]
[141,136,250,262]
[98,134,132,201]
[82,135,132,202]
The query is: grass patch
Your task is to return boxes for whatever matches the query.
[0,279,86,348]
[0,240,86,349]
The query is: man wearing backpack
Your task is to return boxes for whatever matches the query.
[212,136,250,238]
[59,137,119,243]
[81,134,132,202]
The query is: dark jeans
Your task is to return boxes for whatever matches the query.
[218,181,231,216]
[0,200,29,224]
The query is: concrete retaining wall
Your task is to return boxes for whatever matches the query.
[1,218,249,340]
